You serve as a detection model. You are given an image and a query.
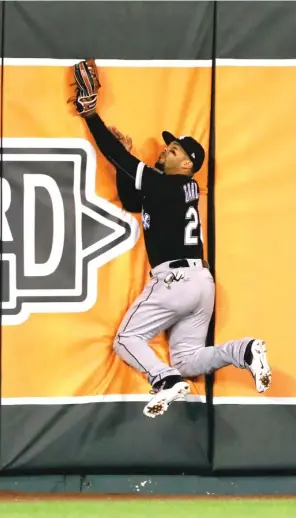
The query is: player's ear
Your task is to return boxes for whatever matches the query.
[183,159,193,171]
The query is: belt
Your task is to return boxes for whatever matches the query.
[169,258,209,270]
[149,258,209,278]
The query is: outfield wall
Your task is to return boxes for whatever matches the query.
[1,1,296,475]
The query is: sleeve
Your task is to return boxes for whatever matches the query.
[135,161,184,200]
[116,167,142,213]
[85,114,182,200]
[85,113,140,181]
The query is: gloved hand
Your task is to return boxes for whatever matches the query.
[68,59,101,117]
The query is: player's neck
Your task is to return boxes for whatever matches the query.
[164,168,192,177]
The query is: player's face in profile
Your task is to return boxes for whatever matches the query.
[164,142,192,175]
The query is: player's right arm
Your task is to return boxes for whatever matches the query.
[108,126,142,213]
[85,113,147,180]
[86,114,184,204]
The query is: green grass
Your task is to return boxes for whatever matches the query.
[0,499,295,518]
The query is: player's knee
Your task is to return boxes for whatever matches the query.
[179,364,194,377]
[174,362,189,377]
[113,333,129,357]
[170,356,188,376]
[113,334,121,355]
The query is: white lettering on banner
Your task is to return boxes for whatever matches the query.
[1,178,13,241]
[23,174,65,277]
[1,138,140,326]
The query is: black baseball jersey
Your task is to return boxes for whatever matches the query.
[86,114,204,268]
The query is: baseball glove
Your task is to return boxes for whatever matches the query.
[68,59,101,116]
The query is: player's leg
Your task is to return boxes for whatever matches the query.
[113,276,184,386]
[140,265,214,418]
[114,269,211,417]
[168,266,271,392]
[168,307,271,393]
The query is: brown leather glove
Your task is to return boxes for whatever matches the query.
[68,58,101,117]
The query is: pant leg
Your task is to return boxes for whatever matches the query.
[171,328,252,377]
[168,268,251,377]
[114,276,182,386]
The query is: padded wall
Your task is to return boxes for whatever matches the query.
[1,1,296,473]
[213,1,296,471]
[1,1,214,472]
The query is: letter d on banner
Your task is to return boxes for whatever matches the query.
[23,174,65,277]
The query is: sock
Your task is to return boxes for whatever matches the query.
[244,340,255,366]
[153,375,182,391]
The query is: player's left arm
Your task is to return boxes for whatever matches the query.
[116,169,142,213]
[68,60,176,200]
[69,59,141,181]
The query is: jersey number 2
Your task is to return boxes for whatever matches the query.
[184,206,200,245]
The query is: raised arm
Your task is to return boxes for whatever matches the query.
[85,113,140,181]
[68,59,141,181]
[68,59,173,199]
[108,126,142,213]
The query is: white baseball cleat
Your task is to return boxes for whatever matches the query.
[247,339,271,393]
[143,377,190,418]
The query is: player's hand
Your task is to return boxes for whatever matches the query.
[68,59,101,117]
[108,126,132,152]
[158,149,166,163]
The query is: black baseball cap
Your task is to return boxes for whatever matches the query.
[162,131,205,173]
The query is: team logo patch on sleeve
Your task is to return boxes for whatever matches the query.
[142,211,151,230]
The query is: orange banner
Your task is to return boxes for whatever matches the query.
[2,64,211,398]
[215,65,296,398]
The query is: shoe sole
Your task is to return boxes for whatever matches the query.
[143,382,190,418]
[252,340,272,393]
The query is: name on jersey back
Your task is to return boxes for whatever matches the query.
[183,181,199,203]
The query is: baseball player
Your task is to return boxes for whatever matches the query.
[68,60,272,418]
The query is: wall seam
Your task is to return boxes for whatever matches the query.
[205,0,217,472]
[0,0,6,475]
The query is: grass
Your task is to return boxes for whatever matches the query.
[0,499,295,518]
